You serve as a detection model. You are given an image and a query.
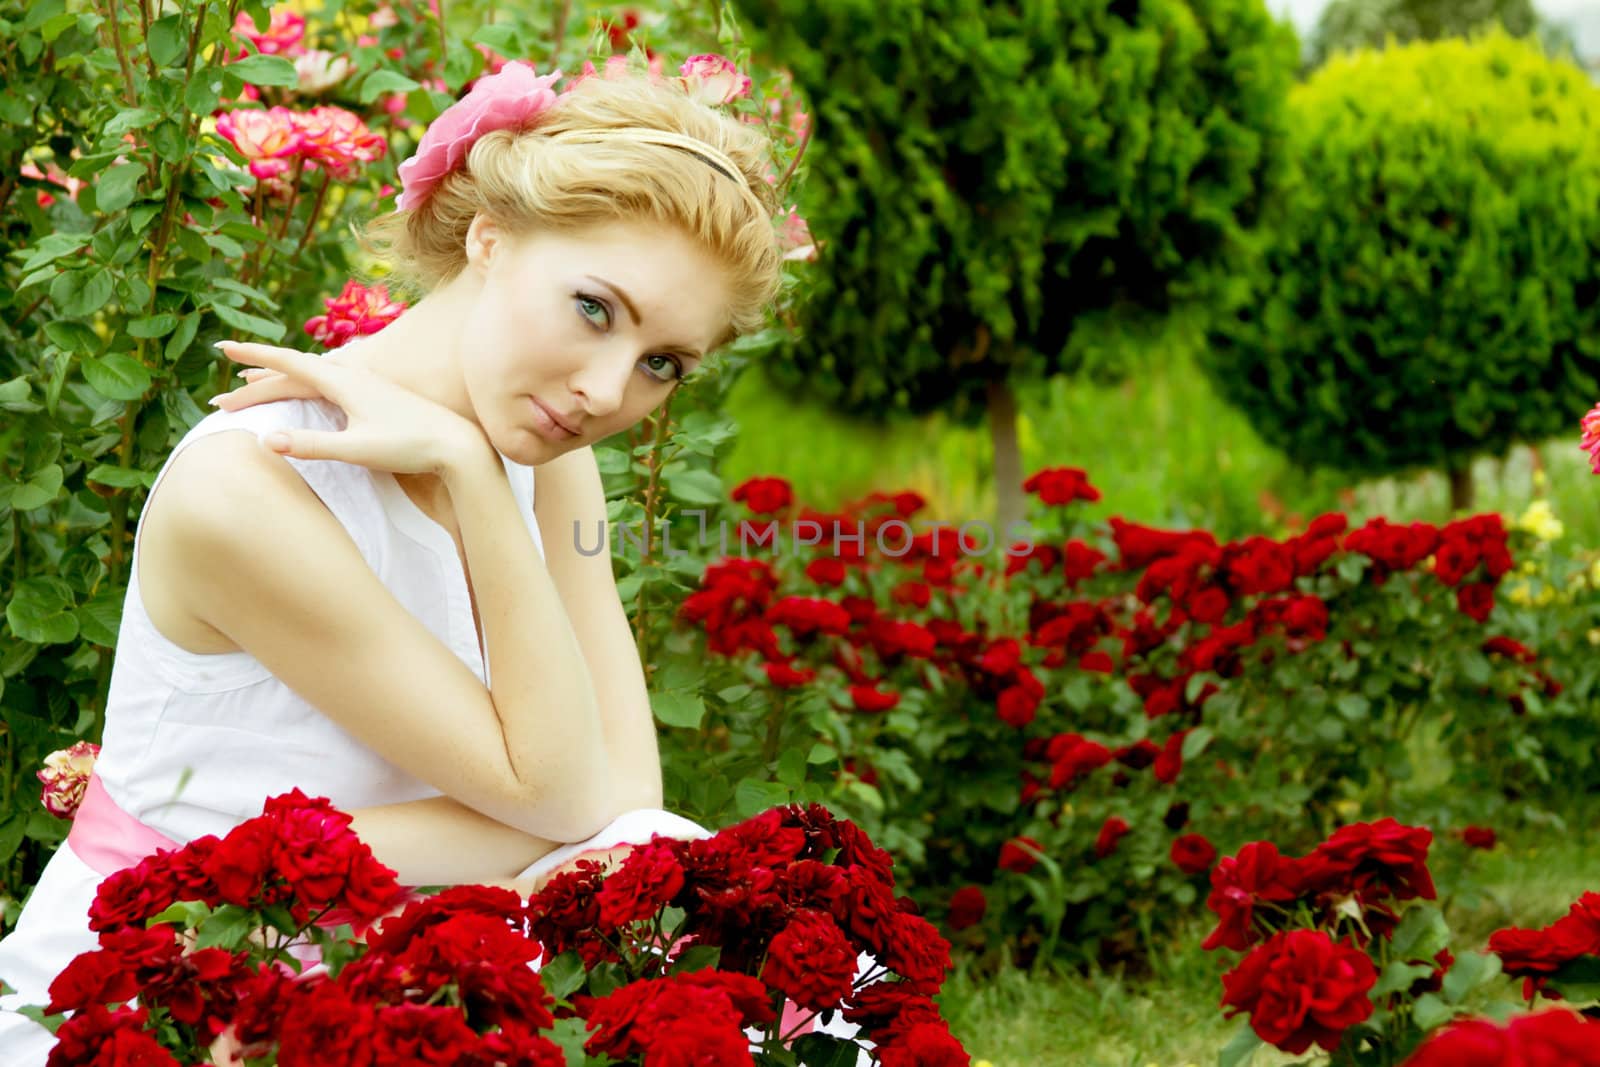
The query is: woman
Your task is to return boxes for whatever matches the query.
[0,59,786,1060]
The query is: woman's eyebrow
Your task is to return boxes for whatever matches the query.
[586,274,641,326]
[585,274,706,359]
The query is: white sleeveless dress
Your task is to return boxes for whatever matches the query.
[0,393,544,1062]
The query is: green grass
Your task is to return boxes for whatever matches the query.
[934,829,1600,1067]
[719,354,1600,547]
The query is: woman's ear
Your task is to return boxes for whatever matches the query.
[464,214,506,275]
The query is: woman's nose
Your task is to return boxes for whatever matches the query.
[570,349,635,419]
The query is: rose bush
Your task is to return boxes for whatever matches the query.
[653,467,1600,964]
[9,790,967,1066]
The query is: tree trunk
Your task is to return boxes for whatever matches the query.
[1446,459,1475,513]
[988,378,1023,534]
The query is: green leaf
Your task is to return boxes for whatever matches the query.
[667,943,721,973]
[807,742,836,764]
[470,25,522,54]
[0,815,27,865]
[1443,949,1503,1004]
[195,905,260,950]
[10,464,63,511]
[128,313,180,339]
[227,54,299,87]
[1335,693,1370,721]
[52,269,115,319]
[734,777,791,817]
[1181,726,1213,760]
[0,378,31,407]
[185,70,225,115]
[1219,1023,1263,1067]
[103,107,160,136]
[166,312,201,361]
[146,14,186,66]
[664,467,723,505]
[77,591,124,647]
[1411,992,1455,1031]
[651,690,706,729]
[95,163,144,213]
[86,464,155,489]
[42,320,101,355]
[6,577,79,644]
[21,232,92,270]
[538,951,587,1000]
[211,303,286,341]
[1371,959,1436,999]
[148,900,214,928]
[789,1034,861,1067]
[21,0,66,32]
[39,11,76,43]
[1389,904,1450,962]
[777,746,808,787]
[358,69,422,105]
[83,353,152,402]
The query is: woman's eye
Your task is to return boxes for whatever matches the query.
[642,354,685,382]
[576,294,610,328]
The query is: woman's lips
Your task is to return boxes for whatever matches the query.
[529,397,579,441]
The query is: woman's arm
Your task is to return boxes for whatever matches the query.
[530,446,664,807]
[439,437,662,836]
[343,795,561,886]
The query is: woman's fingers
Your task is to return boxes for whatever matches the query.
[214,340,345,402]
[209,372,322,411]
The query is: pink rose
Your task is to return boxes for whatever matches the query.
[396,61,563,213]
[216,107,304,180]
[1581,400,1600,474]
[304,281,407,348]
[294,106,385,178]
[232,8,305,56]
[679,54,752,106]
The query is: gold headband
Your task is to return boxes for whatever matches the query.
[543,127,767,213]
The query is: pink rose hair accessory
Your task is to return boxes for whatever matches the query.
[395,60,563,212]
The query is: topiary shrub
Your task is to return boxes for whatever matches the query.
[1201,29,1600,510]
[733,0,1299,527]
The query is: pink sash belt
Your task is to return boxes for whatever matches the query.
[67,773,179,877]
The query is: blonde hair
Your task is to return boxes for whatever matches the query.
[359,71,785,341]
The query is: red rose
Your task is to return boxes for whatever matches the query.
[1221,930,1377,1055]
[1171,833,1218,875]
[996,683,1040,728]
[947,886,987,930]
[766,595,852,636]
[998,836,1044,874]
[1078,650,1115,674]
[1062,539,1109,584]
[1045,734,1113,789]
[763,660,816,688]
[1021,466,1100,506]
[761,908,859,1010]
[1402,1009,1600,1066]
[1461,825,1497,850]
[47,1005,177,1067]
[1094,816,1131,859]
[849,683,901,713]
[1298,818,1436,903]
[88,857,184,932]
[730,475,793,515]
[1456,582,1496,623]
[370,1003,483,1066]
[879,909,954,995]
[891,580,932,607]
[1153,731,1187,784]
[1203,842,1305,952]
[596,842,685,930]
[805,557,848,586]
[878,1019,971,1067]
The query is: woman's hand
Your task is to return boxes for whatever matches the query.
[209,340,488,476]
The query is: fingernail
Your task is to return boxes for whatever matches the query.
[261,431,291,452]
[212,341,229,350]
[206,395,223,407]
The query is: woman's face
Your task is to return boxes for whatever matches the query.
[460,215,733,466]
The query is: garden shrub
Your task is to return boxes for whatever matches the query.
[1201,29,1600,507]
